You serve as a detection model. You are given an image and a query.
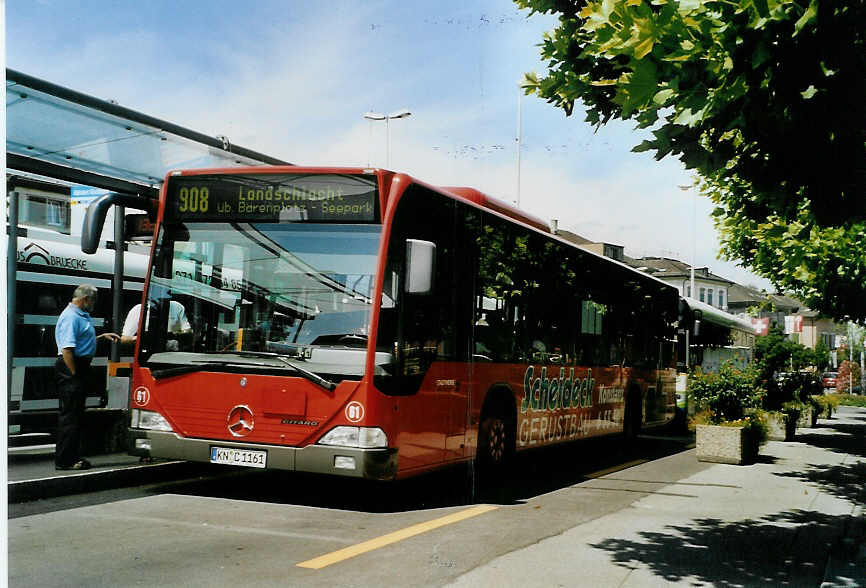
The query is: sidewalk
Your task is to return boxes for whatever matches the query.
[450,406,866,588]
[7,445,203,503]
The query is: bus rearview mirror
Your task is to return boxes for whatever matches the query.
[81,193,158,254]
[405,239,436,294]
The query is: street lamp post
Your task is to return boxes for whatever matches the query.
[849,321,854,394]
[678,184,697,299]
[364,109,411,168]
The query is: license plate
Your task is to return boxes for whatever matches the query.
[210,446,267,468]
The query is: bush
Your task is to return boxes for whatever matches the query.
[836,393,866,408]
[837,361,862,394]
[812,394,841,417]
[688,363,765,424]
[766,371,822,411]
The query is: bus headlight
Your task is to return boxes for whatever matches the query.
[318,426,388,449]
[131,409,174,432]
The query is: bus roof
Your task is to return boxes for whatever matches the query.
[440,187,551,233]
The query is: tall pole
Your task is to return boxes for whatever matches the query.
[516,85,522,208]
[367,119,372,168]
[849,321,854,394]
[7,191,19,398]
[691,188,696,298]
[364,110,410,169]
[386,117,391,169]
[111,205,125,362]
[678,184,696,297]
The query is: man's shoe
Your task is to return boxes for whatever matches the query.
[56,459,92,471]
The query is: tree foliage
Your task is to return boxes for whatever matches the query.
[811,340,830,372]
[836,359,862,393]
[517,0,866,321]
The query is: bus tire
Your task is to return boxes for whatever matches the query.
[474,398,515,495]
[623,386,642,443]
[478,413,509,469]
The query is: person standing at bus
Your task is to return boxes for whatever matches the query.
[54,284,120,470]
[121,300,191,349]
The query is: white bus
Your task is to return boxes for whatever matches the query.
[10,227,150,433]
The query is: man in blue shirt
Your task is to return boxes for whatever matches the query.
[54,284,120,470]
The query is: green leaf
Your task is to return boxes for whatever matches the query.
[653,88,676,104]
[800,85,818,99]
[634,35,655,59]
[623,60,659,112]
[673,107,703,126]
[631,139,655,153]
[794,0,817,36]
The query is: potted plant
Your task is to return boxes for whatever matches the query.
[791,372,823,428]
[689,363,767,464]
[762,371,819,438]
[765,408,796,441]
[818,394,841,418]
[782,400,806,436]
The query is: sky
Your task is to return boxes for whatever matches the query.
[5,0,772,289]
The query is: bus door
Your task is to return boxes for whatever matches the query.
[396,233,472,463]
[378,187,474,467]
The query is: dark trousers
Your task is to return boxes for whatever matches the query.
[55,356,91,467]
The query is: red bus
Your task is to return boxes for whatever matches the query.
[90,167,678,480]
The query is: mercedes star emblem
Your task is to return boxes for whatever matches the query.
[227,405,254,437]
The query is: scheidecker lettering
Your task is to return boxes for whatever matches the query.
[520,366,594,413]
[517,365,625,447]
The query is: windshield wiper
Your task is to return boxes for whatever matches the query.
[151,361,234,380]
[224,351,338,392]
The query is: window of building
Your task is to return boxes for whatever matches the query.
[707,290,714,306]
[719,291,725,308]
[699,287,705,302]
[686,284,691,297]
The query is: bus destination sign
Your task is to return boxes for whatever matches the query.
[166,174,378,222]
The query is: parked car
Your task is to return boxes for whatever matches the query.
[822,371,838,389]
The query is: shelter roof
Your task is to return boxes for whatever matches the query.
[6,69,289,197]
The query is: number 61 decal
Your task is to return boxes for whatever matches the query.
[345,401,364,423]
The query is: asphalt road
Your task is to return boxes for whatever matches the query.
[8,432,700,587]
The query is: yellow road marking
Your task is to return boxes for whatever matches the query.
[585,459,648,479]
[296,504,498,570]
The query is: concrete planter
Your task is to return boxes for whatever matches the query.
[696,424,758,465]
[766,411,796,441]
[810,405,820,427]
[797,406,814,428]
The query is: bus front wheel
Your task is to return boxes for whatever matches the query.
[478,415,508,468]
[476,405,515,478]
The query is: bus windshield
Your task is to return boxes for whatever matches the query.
[138,220,384,375]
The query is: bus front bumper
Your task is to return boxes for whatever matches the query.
[129,429,398,480]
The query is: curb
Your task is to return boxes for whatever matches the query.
[8,460,209,504]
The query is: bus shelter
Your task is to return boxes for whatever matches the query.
[5,68,290,435]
